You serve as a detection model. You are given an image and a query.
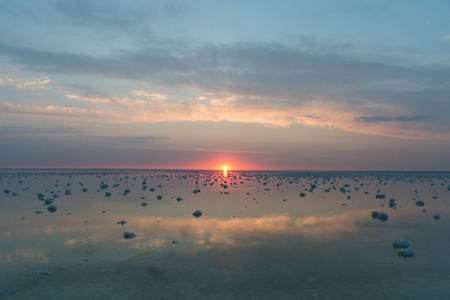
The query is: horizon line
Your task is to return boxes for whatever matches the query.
[0,168,449,173]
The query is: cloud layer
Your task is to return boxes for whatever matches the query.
[1,35,449,140]
[1,1,450,170]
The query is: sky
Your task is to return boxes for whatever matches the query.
[0,0,449,171]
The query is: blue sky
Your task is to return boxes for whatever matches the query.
[0,0,449,170]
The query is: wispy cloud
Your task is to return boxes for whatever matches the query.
[354,115,428,123]
[132,90,168,100]
[0,126,169,145]
[0,25,449,141]
[65,94,110,104]
[1,93,448,140]
[0,75,52,89]
[0,126,87,137]
[15,76,52,89]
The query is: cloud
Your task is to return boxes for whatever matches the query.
[354,115,428,123]
[132,90,168,100]
[94,136,169,144]
[52,0,187,31]
[4,211,370,249]
[65,94,110,104]
[0,77,14,85]
[0,126,87,137]
[0,126,169,143]
[1,35,449,140]
[1,93,448,140]
[0,76,13,86]
[15,76,52,89]
[442,35,450,41]
[0,75,52,89]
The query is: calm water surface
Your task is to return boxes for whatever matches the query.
[1,170,449,299]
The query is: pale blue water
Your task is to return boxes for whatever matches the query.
[1,170,449,299]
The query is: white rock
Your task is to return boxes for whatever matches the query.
[124,231,136,239]
[393,239,410,249]
[47,205,57,213]
[397,247,414,258]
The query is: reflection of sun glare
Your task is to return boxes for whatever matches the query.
[223,166,228,177]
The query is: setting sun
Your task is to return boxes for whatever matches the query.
[223,166,228,171]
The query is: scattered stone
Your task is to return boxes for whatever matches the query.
[393,239,410,249]
[389,199,397,208]
[117,220,126,225]
[434,213,441,220]
[397,248,415,258]
[124,231,136,239]
[193,210,202,218]
[378,212,389,221]
[416,200,425,207]
[47,205,57,213]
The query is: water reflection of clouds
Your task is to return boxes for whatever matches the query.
[1,220,112,237]
[64,234,104,246]
[130,211,370,249]
[1,211,370,253]
[4,206,444,256]
[0,249,48,263]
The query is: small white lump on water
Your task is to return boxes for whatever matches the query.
[393,239,410,249]
[193,210,202,218]
[47,205,57,213]
[124,231,136,239]
[397,248,415,258]
[415,200,424,206]
[372,211,388,221]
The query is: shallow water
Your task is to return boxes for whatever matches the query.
[1,170,449,299]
